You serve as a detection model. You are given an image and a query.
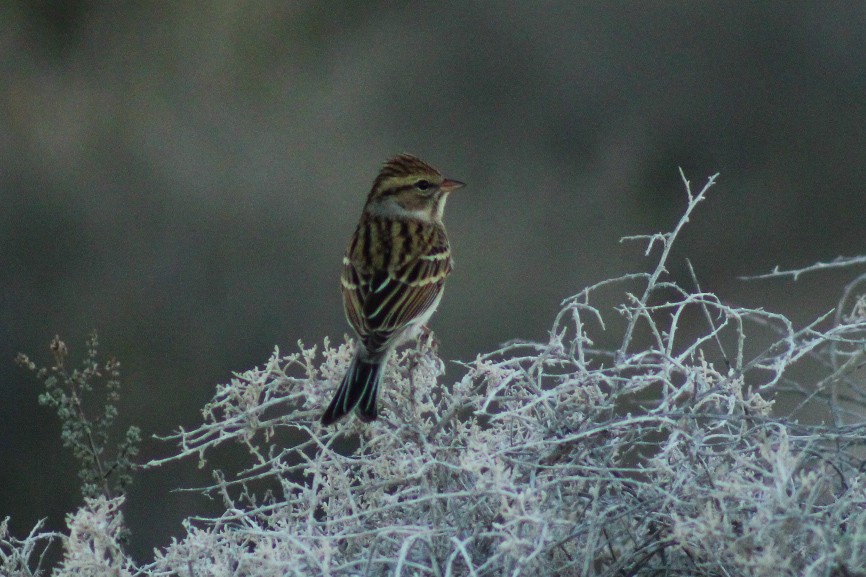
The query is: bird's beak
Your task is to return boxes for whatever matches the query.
[440,179,465,193]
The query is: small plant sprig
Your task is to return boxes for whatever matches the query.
[16,332,141,501]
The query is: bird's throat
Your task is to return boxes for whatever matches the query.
[365,196,437,223]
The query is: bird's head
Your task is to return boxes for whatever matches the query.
[366,154,464,222]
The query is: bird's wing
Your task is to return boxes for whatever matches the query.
[341,254,368,340]
[342,245,452,355]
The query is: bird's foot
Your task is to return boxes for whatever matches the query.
[417,325,439,353]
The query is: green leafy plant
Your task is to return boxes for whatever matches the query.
[16,332,141,501]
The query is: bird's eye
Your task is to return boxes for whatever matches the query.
[415,179,432,191]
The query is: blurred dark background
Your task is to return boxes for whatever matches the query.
[3,1,866,562]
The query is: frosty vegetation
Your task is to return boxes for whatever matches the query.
[5,172,866,576]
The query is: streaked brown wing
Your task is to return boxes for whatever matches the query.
[341,255,368,337]
[360,253,451,353]
[341,216,453,354]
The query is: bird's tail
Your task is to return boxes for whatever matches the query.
[321,351,384,425]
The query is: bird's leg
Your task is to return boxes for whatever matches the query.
[417,324,439,353]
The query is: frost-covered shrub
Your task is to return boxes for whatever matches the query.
[11,172,866,577]
[55,497,135,577]
[142,173,866,576]
[0,518,58,577]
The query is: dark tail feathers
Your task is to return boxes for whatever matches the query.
[321,353,383,425]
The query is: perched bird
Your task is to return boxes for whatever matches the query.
[321,154,464,425]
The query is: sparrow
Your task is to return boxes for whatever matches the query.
[321,154,464,425]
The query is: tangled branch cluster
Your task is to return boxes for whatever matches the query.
[7,173,866,576]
